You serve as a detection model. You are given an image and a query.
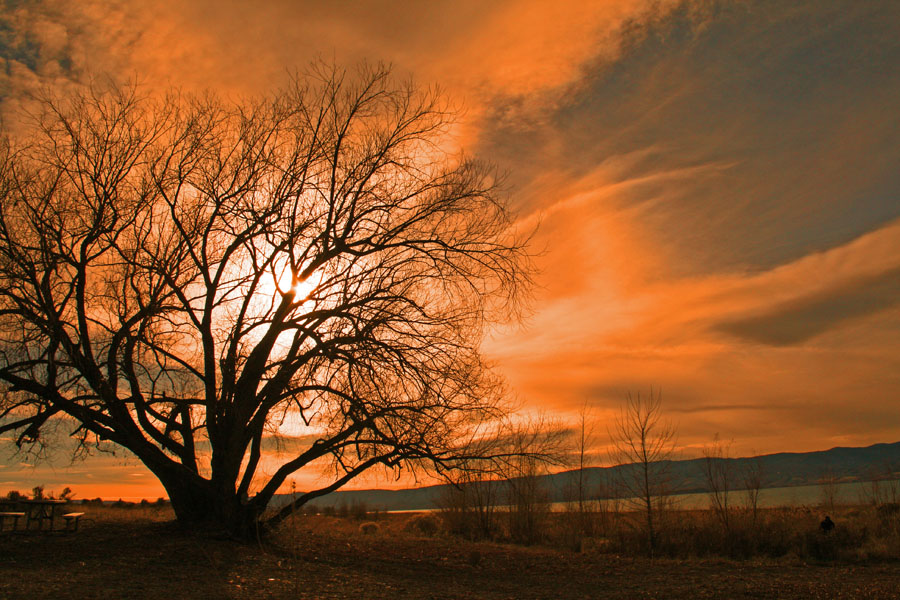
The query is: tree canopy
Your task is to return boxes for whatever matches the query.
[0,64,533,535]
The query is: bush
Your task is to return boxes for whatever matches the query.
[877,502,900,524]
[436,477,501,541]
[359,521,380,535]
[579,537,613,554]
[405,513,440,536]
[503,457,552,546]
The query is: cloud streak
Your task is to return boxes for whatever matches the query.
[718,266,900,346]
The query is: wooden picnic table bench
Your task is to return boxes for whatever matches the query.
[62,512,85,532]
[0,511,26,532]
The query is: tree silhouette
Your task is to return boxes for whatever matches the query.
[0,63,532,536]
[609,390,677,555]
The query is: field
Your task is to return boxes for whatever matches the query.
[2,503,900,599]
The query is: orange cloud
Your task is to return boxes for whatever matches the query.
[3,0,900,493]
[4,1,674,139]
[485,153,900,456]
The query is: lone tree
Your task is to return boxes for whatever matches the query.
[0,64,532,536]
[609,390,677,555]
[701,434,734,534]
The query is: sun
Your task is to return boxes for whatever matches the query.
[273,264,322,304]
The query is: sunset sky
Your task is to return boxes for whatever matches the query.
[2,0,899,499]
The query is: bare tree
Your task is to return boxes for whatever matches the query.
[860,463,899,507]
[572,403,595,515]
[608,390,677,555]
[741,453,764,527]
[0,63,534,537]
[701,434,734,533]
[562,403,598,543]
[440,416,565,541]
[819,466,840,513]
[503,422,556,545]
[437,461,501,540]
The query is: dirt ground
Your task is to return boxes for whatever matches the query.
[1,510,899,599]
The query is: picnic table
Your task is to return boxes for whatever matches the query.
[22,499,67,531]
[0,499,84,532]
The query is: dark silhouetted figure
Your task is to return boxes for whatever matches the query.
[820,515,835,534]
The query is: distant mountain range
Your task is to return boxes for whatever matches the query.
[276,441,900,512]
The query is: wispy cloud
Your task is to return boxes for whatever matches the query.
[718,266,900,346]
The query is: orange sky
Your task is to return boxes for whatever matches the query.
[2,0,900,499]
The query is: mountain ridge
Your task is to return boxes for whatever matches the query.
[275,440,900,512]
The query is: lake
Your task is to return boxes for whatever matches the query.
[550,477,900,512]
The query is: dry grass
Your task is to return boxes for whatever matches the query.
[2,503,900,599]
[436,497,900,562]
[570,503,900,561]
[74,502,176,525]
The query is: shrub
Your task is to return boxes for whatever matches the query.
[437,478,501,540]
[359,521,380,535]
[579,537,613,554]
[468,550,482,567]
[405,513,440,536]
[877,502,900,523]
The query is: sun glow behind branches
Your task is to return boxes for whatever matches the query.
[272,264,321,304]
[240,252,328,320]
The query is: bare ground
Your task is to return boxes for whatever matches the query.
[1,511,898,599]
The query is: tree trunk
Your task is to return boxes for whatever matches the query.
[152,466,263,540]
